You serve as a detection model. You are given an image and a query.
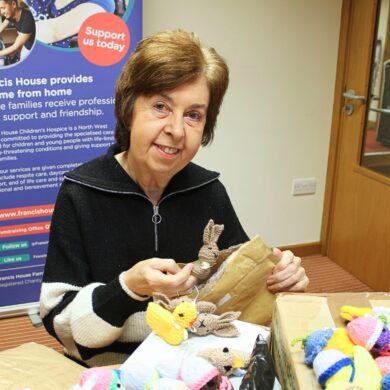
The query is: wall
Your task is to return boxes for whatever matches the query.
[143,0,342,246]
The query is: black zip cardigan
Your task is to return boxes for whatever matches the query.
[39,144,249,366]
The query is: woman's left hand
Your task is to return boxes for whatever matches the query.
[266,248,309,293]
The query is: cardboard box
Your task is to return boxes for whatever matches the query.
[0,342,85,390]
[271,292,390,390]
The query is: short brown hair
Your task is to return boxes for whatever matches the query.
[114,29,229,151]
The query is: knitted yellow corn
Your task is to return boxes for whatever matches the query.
[340,305,372,322]
[351,345,382,390]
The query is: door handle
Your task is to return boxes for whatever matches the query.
[343,89,366,115]
[369,107,390,114]
[343,90,366,101]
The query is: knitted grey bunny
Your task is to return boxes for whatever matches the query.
[191,219,224,282]
[192,301,240,337]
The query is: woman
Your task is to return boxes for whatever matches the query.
[0,0,35,61]
[39,30,309,367]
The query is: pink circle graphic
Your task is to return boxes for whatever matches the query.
[78,13,130,66]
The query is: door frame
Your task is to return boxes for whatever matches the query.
[320,0,383,255]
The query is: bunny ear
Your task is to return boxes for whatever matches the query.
[197,348,213,361]
[197,350,210,364]
[210,223,224,243]
[213,325,240,337]
[152,293,173,310]
[170,296,193,310]
[196,301,217,313]
[203,219,214,244]
[217,311,241,322]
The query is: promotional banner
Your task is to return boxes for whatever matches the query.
[0,0,142,314]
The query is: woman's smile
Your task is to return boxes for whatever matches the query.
[154,143,181,158]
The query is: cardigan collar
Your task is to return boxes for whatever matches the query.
[64,144,220,199]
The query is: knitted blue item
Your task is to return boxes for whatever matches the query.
[318,357,355,387]
[382,373,390,390]
[304,328,334,365]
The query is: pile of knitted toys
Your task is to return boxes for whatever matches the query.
[70,293,253,390]
[72,351,248,390]
[292,305,390,389]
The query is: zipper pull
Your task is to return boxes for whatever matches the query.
[152,205,162,225]
[152,205,162,252]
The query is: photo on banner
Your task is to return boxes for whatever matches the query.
[0,0,142,315]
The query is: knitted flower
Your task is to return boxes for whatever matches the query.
[312,349,355,387]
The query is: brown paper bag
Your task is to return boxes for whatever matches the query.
[195,235,278,325]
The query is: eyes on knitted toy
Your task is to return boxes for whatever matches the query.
[146,300,198,345]
[198,346,251,377]
[191,301,240,337]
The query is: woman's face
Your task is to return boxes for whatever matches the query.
[0,1,16,19]
[128,77,210,181]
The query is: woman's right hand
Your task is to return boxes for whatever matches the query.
[122,258,197,298]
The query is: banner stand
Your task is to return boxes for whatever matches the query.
[0,1,142,317]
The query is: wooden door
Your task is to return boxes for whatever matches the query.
[323,0,390,291]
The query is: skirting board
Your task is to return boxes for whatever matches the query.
[278,242,322,258]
